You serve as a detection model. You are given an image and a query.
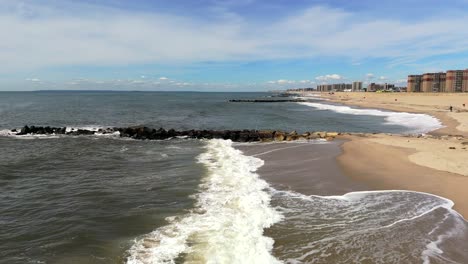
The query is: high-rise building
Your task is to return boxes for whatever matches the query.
[407,75,422,92]
[446,70,467,92]
[421,73,434,93]
[408,69,467,92]
[352,81,363,91]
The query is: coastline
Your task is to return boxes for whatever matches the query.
[306,92,468,218]
[319,92,468,137]
[337,134,468,219]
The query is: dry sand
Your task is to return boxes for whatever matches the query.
[319,92,468,137]
[338,134,468,219]
[305,92,468,218]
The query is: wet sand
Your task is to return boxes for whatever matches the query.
[291,92,468,218]
[237,137,468,219]
[236,140,368,196]
[338,135,468,219]
[237,140,468,263]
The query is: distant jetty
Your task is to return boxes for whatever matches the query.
[229,99,306,103]
[12,125,340,142]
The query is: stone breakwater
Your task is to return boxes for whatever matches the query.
[228,99,306,103]
[13,125,341,142]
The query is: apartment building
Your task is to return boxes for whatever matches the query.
[352,81,363,91]
[408,69,468,92]
[316,83,352,92]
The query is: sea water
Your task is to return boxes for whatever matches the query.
[1,91,465,264]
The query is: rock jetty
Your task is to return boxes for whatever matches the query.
[229,99,306,103]
[14,125,342,142]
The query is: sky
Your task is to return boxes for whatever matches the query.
[1,0,468,91]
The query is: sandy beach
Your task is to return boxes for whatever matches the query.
[306,92,468,218]
[320,92,468,136]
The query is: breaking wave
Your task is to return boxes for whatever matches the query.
[127,139,282,264]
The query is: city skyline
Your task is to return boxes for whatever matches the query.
[1,0,468,91]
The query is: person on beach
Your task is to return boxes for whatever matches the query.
[449,106,453,112]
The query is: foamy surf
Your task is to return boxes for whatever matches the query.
[127,139,282,264]
[269,189,468,264]
[0,126,120,139]
[299,102,443,134]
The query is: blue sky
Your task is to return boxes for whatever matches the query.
[1,0,468,91]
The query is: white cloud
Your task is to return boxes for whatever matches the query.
[394,78,408,85]
[379,76,387,80]
[159,77,169,80]
[315,74,343,81]
[267,79,298,85]
[366,73,374,79]
[26,78,40,82]
[0,1,467,74]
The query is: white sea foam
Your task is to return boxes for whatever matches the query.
[298,102,443,133]
[270,188,467,263]
[127,139,282,264]
[0,129,17,137]
[0,129,61,139]
[0,126,120,139]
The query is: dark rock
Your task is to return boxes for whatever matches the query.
[17,126,30,135]
[258,130,274,140]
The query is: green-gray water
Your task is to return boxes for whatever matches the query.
[1,91,466,263]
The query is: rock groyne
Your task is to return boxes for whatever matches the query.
[14,125,341,142]
[228,99,306,103]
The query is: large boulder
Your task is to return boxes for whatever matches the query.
[274,131,286,141]
[258,130,274,142]
[18,125,30,135]
[326,132,339,137]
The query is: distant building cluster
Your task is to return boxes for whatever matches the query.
[316,83,354,92]
[408,69,468,92]
[315,81,403,92]
[367,83,396,92]
[286,88,315,92]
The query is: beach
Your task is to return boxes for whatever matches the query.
[322,92,468,136]
[1,91,467,263]
[237,139,468,263]
[302,92,468,218]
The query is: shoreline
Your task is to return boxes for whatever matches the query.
[318,92,468,137]
[305,92,468,218]
[337,134,468,219]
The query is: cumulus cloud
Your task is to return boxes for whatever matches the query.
[394,78,408,85]
[366,73,375,79]
[159,77,169,80]
[267,79,297,85]
[26,78,41,82]
[315,74,343,81]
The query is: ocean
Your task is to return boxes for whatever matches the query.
[0,91,466,264]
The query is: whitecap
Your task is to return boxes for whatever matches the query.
[127,139,282,264]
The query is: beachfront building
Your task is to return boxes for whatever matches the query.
[316,83,352,92]
[446,70,468,92]
[408,69,468,92]
[407,75,422,92]
[419,72,446,92]
[352,81,363,91]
